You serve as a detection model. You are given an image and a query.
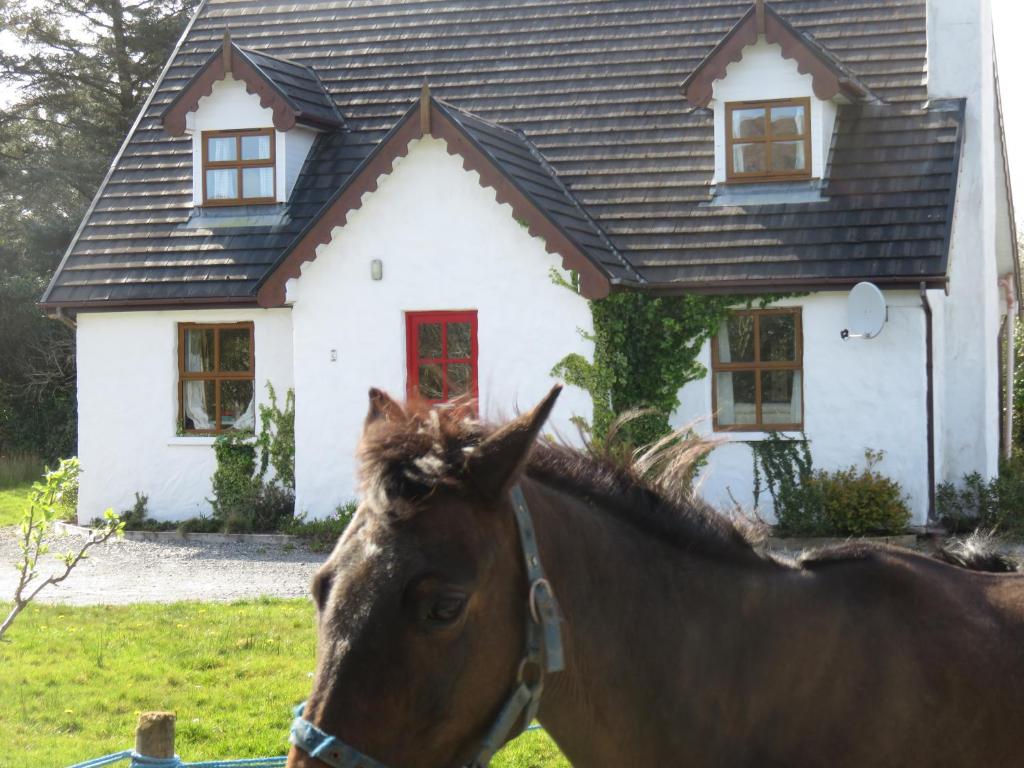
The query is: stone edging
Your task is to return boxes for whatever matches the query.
[765,534,919,551]
[53,520,298,546]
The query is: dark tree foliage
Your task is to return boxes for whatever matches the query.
[0,0,198,459]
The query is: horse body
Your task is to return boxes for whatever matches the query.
[289,388,1024,768]
[529,476,1024,766]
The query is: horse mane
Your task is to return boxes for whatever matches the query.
[358,403,765,565]
[934,532,1020,573]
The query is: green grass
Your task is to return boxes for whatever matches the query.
[0,483,32,526]
[0,599,568,768]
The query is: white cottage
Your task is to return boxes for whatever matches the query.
[43,0,1018,527]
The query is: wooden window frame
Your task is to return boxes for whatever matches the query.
[725,97,812,183]
[201,128,276,207]
[711,309,803,432]
[177,322,256,434]
[405,311,479,406]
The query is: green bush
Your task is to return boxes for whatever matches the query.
[283,503,356,552]
[209,431,261,521]
[807,451,911,536]
[754,438,910,537]
[207,385,296,532]
[937,454,1024,539]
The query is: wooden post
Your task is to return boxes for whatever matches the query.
[135,712,176,759]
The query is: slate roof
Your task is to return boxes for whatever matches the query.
[42,0,964,309]
[236,47,345,129]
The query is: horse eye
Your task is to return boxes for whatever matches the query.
[424,592,467,626]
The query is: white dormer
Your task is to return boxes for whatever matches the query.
[711,41,838,185]
[682,1,872,190]
[183,76,317,206]
[161,33,344,210]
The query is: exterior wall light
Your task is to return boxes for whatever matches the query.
[371,259,383,281]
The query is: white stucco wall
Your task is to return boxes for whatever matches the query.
[928,0,1004,483]
[185,76,315,204]
[287,136,594,518]
[76,309,294,522]
[711,40,839,183]
[675,292,932,525]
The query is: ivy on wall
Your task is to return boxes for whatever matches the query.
[551,269,787,450]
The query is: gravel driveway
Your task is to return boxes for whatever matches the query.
[0,525,327,605]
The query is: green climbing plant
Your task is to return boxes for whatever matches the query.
[551,269,787,452]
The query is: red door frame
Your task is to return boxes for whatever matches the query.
[405,310,479,404]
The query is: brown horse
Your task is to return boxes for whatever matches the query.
[288,386,1024,768]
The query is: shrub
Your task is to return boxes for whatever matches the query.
[754,438,910,537]
[283,503,356,552]
[937,454,1024,539]
[209,431,261,522]
[257,383,295,490]
[207,384,297,532]
[807,451,911,536]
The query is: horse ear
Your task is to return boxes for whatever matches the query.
[365,388,405,427]
[466,385,561,499]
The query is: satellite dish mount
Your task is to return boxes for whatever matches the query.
[841,282,887,340]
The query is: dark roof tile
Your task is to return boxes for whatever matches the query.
[44,0,959,306]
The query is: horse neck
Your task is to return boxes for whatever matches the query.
[524,477,783,766]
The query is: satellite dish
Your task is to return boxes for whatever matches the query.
[841,282,887,340]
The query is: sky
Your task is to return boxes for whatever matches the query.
[992,0,1022,219]
[0,1,1022,220]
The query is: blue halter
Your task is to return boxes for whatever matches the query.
[290,485,564,768]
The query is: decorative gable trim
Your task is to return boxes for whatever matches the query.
[254,88,615,307]
[161,31,344,136]
[682,2,872,108]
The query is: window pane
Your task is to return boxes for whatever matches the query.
[770,105,805,136]
[448,363,472,397]
[206,169,237,199]
[718,315,754,363]
[761,371,801,425]
[221,380,255,431]
[417,323,443,359]
[771,141,806,172]
[219,328,251,372]
[184,329,215,372]
[716,372,756,427]
[448,322,472,359]
[731,108,766,138]
[240,133,271,161]
[760,315,797,362]
[207,136,236,162]
[418,364,443,400]
[242,167,274,199]
[182,379,216,431]
[733,143,766,174]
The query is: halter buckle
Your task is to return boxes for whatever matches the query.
[528,578,554,625]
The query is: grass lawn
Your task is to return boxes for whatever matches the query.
[0,483,32,527]
[0,599,569,768]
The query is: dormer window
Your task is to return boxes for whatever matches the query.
[202,129,276,205]
[160,31,345,213]
[725,98,811,182]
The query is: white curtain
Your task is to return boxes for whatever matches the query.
[790,371,803,424]
[716,320,735,425]
[232,396,256,432]
[183,335,213,429]
[206,169,237,199]
[184,381,213,430]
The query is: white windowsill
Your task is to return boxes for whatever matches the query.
[713,431,804,442]
[167,436,217,446]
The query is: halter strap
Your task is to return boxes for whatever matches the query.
[289,484,564,768]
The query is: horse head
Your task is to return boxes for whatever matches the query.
[287,386,561,768]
